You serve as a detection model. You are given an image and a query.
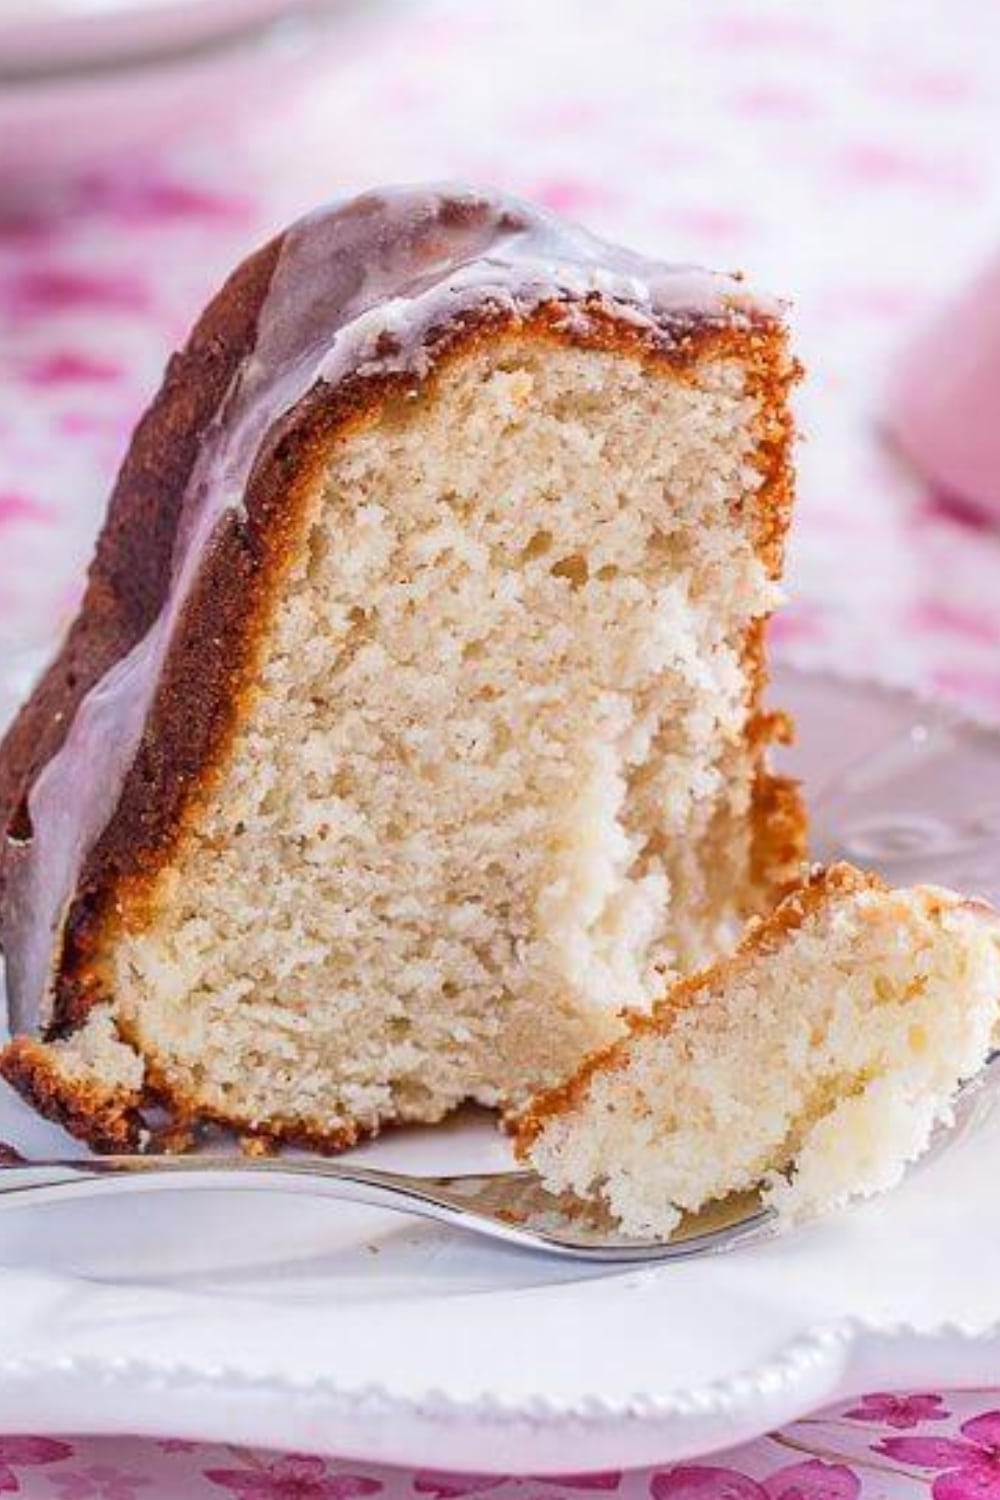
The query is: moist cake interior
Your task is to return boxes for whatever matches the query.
[44,334,784,1143]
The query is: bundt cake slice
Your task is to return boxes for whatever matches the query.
[0,184,803,1153]
[515,864,1000,1236]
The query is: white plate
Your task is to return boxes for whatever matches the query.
[0,0,326,75]
[0,0,376,179]
[1,663,1000,1473]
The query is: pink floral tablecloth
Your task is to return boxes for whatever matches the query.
[3,0,1000,1487]
[4,1391,1000,1498]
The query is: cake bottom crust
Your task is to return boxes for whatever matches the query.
[2,1037,145,1154]
[0,1035,378,1156]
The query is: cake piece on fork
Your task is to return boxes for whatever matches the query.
[515,864,1000,1237]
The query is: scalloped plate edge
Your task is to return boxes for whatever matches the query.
[2,1321,1000,1471]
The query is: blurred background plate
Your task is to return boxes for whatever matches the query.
[0,0,329,73]
[0,0,376,178]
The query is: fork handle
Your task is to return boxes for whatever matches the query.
[0,1154,451,1223]
[0,1155,573,1256]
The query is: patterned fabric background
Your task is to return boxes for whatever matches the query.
[4,0,1000,709]
[3,1388,1000,1496]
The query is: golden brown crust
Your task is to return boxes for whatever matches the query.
[511,862,882,1155]
[750,764,808,894]
[128,1039,373,1155]
[0,236,283,870]
[0,1036,145,1153]
[0,1030,387,1156]
[0,259,802,1153]
[739,331,808,906]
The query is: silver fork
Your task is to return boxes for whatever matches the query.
[0,1147,772,1262]
[3,1061,990,1261]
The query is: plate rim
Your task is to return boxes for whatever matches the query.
[2,1319,1000,1471]
[0,1317,992,1422]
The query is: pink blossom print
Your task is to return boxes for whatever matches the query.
[48,1465,150,1500]
[414,1477,619,1498]
[704,14,828,50]
[77,173,253,226]
[205,1455,384,1500]
[412,1476,501,1498]
[876,1410,1000,1499]
[532,177,613,216]
[651,1466,768,1500]
[1,267,150,321]
[906,601,1000,647]
[0,1437,73,1492]
[14,1389,1000,1500]
[763,1463,860,1500]
[652,1461,860,1500]
[539,1476,621,1491]
[20,352,122,388]
[0,492,53,526]
[932,668,1000,717]
[845,1391,951,1427]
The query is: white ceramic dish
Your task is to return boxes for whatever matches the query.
[0,662,999,1472]
[0,0,375,179]
[0,0,326,73]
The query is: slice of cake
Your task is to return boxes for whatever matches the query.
[0,184,803,1153]
[515,864,1000,1236]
